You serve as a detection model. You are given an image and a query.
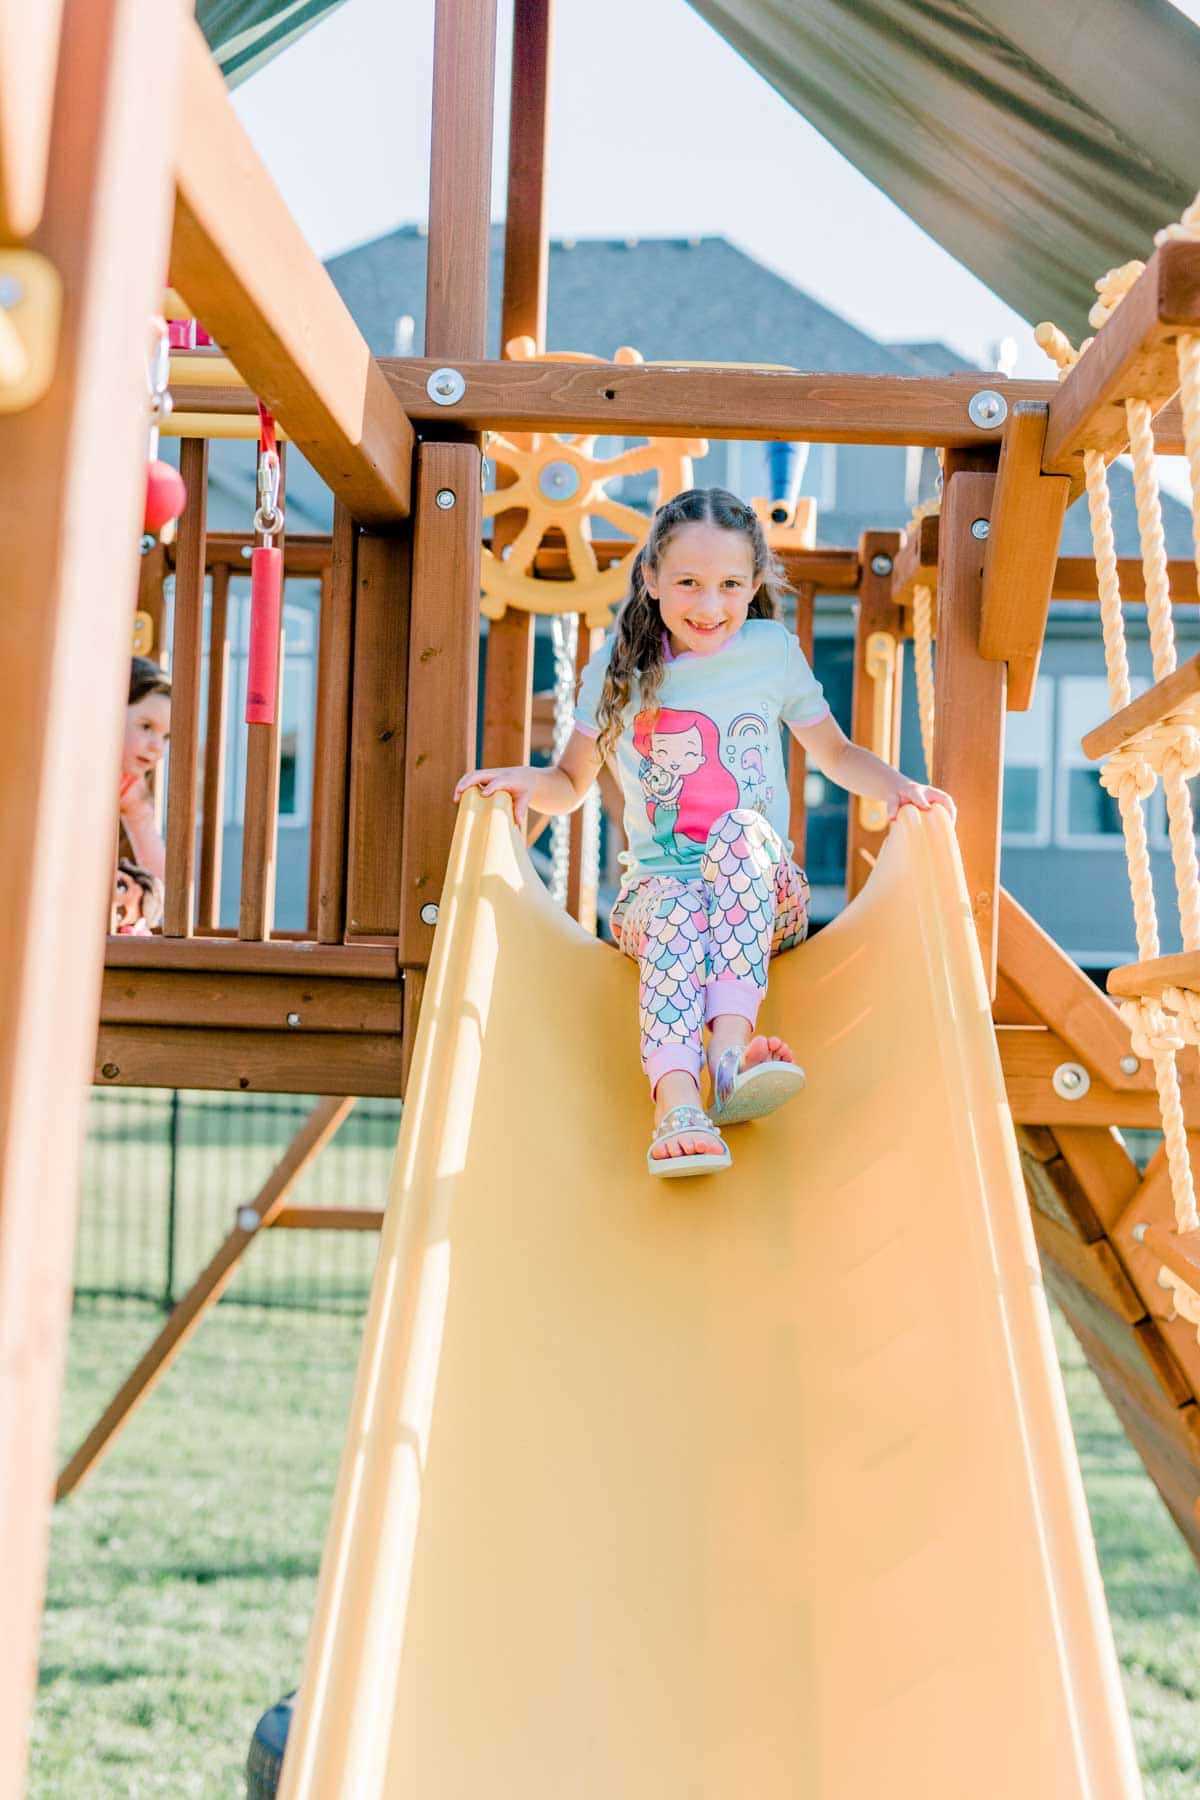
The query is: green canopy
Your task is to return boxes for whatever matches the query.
[685,0,1200,339]
[197,0,345,86]
[200,0,1200,338]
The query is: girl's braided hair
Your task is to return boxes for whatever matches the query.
[593,486,791,763]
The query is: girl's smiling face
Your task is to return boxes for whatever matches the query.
[122,693,171,780]
[649,724,704,777]
[645,521,756,659]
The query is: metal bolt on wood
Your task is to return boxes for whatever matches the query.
[1051,1061,1090,1099]
[427,366,466,406]
[970,518,990,540]
[967,388,1007,428]
[870,553,893,577]
[435,488,456,510]
[1120,1053,1141,1075]
[420,903,440,924]
[286,1011,301,1026]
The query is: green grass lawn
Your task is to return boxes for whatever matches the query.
[30,1301,1200,1796]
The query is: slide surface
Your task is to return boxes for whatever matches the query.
[281,794,1142,1798]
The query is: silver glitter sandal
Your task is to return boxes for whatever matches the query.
[647,1105,731,1178]
[708,1045,806,1127]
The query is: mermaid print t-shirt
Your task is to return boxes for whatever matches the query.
[574,618,828,885]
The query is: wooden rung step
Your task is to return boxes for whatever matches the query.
[1082,654,1200,762]
[1043,238,1200,473]
[1108,951,1200,1002]
[1137,1222,1200,1298]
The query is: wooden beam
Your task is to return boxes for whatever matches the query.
[424,0,497,359]
[1000,1026,1200,1127]
[163,437,207,936]
[197,560,230,928]
[104,934,398,978]
[170,530,333,578]
[1043,242,1200,474]
[384,360,1051,446]
[94,1024,403,1096]
[399,442,482,968]
[501,0,552,356]
[998,887,1147,1091]
[0,0,183,1784]
[845,532,903,901]
[171,19,413,526]
[270,1205,384,1232]
[313,505,356,942]
[1082,654,1200,762]
[56,1097,353,1498]
[932,471,1003,990]
[891,513,939,607]
[238,445,286,941]
[100,968,402,1034]
[345,532,409,938]
[1053,555,1200,604]
[979,405,1069,709]
[0,0,65,240]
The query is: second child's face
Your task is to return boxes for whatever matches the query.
[122,693,171,780]
[646,522,756,659]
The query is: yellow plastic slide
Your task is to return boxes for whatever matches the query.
[280,793,1142,1798]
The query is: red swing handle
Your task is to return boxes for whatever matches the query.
[246,404,283,726]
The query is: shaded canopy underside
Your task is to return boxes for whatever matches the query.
[201,0,1200,339]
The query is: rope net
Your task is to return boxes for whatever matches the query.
[1037,198,1200,1328]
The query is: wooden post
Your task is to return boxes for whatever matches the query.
[845,531,903,901]
[162,437,208,936]
[197,559,230,929]
[481,0,554,769]
[312,508,356,942]
[238,443,286,940]
[400,0,496,1068]
[345,530,409,938]
[135,539,167,661]
[399,442,484,976]
[56,1097,354,1499]
[0,0,183,1784]
[566,620,603,932]
[788,580,816,864]
[933,470,1005,992]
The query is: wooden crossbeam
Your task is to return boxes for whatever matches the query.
[1000,1026,1200,1127]
[1053,556,1200,603]
[170,19,413,526]
[384,361,1051,446]
[168,530,333,576]
[979,405,1069,710]
[271,1206,384,1232]
[104,934,399,976]
[56,1098,354,1499]
[0,1,66,240]
[1043,241,1200,474]
[1081,654,1200,761]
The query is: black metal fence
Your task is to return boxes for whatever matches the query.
[75,1089,400,1313]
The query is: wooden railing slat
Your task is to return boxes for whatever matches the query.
[197,559,229,928]
[162,437,208,936]
[314,504,357,942]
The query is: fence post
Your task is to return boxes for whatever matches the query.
[164,1090,182,1309]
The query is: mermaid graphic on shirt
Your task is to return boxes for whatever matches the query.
[633,707,739,862]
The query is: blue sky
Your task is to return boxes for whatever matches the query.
[233,0,1200,384]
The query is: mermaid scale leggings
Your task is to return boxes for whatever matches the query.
[610,809,811,1091]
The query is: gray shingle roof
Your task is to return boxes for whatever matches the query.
[325,226,957,375]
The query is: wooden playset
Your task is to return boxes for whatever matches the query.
[7,0,1200,1792]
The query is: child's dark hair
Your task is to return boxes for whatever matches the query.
[129,655,172,706]
[594,487,790,763]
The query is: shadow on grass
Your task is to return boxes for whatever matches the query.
[162,1553,319,1585]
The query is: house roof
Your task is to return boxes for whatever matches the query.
[325,227,966,376]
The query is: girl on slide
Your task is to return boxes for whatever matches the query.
[456,487,954,1178]
[118,656,172,884]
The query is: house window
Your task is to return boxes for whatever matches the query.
[1002,677,1053,844]
[1056,675,1144,845]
